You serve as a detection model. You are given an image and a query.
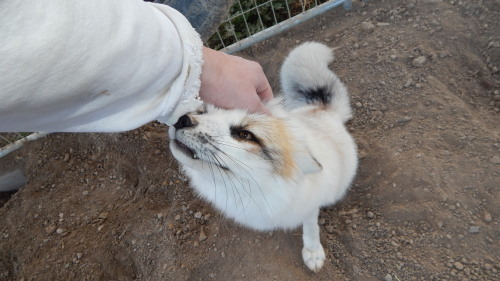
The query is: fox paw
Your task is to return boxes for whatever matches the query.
[302,245,326,272]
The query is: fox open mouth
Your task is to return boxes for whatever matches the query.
[174,139,199,160]
[173,138,230,171]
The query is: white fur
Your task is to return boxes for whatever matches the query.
[169,42,358,272]
[281,42,352,122]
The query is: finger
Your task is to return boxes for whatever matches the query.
[256,79,274,102]
[250,101,271,115]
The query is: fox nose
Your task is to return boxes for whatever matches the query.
[174,114,194,129]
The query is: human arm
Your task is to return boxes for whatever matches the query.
[0,0,273,133]
[0,0,201,132]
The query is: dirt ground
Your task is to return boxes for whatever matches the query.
[1,0,499,280]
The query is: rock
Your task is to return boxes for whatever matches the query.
[385,273,393,281]
[454,261,464,270]
[199,227,207,242]
[412,56,427,67]
[489,156,500,164]
[45,224,57,235]
[468,226,480,233]
[404,78,414,88]
[98,212,108,220]
[325,225,335,234]
[361,21,375,33]
[437,221,444,228]
[194,212,203,219]
[484,211,492,223]
[397,116,412,124]
[367,211,375,219]
[439,51,450,58]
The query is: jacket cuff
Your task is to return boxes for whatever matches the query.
[151,3,204,125]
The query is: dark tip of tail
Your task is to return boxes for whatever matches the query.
[294,84,333,105]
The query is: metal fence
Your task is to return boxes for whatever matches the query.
[0,0,352,158]
[206,0,352,53]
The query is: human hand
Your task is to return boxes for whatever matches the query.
[199,47,273,113]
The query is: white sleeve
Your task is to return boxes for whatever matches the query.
[0,0,204,132]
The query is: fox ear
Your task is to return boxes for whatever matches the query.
[295,148,322,175]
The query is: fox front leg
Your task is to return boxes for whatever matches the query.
[301,209,326,272]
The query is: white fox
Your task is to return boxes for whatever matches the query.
[169,42,358,272]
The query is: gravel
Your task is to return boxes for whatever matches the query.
[412,56,427,67]
[468,226,480,233]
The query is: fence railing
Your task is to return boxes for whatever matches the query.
[0,0,353,158]
[206,0,352,53]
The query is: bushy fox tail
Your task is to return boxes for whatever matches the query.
[280,42,352,122]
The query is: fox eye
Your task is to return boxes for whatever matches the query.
[230,126,261,144]
[238,130,256,141]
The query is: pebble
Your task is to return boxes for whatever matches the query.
[404,78,414,88]
[412,56,427,67]
[82,191,89,196]
[439,51,450,58]
[199,227,207,242]
[194,212,203,219]
[45,224,57,235]
[325,225,335,234]
[367,211,375,219]
[361,21,375,33]
[489,156,500,164]
[454,261,464,271]
[98,212,108,220]
[483,211,492,223]
[397,116,413,124]
[56,228,65,234]
[385,273,393,281]
[468,226,480,233]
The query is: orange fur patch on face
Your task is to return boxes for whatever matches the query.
[243,116,297,179]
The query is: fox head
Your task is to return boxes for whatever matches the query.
[168,103,322,184]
